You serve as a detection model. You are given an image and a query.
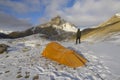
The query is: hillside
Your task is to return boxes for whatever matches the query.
[81,13,120,41]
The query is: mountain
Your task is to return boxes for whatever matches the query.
[3,16,77,40]
[36,16,77,33]
[81,13,120,41]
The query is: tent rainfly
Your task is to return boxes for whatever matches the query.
[42,42,87,68]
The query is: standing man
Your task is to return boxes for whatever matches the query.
[76,28,81,44]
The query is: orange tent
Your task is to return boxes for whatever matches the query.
[42,42,87,68]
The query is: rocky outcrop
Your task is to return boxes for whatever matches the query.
[51,16,61,25]
[0,44,9,54]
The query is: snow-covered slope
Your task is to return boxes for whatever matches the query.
[82,31,120,76]
[82,42,120,76]
[0,34,119,80]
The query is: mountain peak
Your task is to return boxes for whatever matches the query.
[50,16,77,32]
[39,16,77,32]
[51,15,61,25]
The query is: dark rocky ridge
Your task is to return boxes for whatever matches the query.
[0,32,10,39]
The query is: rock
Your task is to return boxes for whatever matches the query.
[0,44,9,54]
[51,16,61,25]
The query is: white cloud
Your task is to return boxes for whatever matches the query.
[43,0,120,27]
[0,0,42,13]
[0,12,32,31]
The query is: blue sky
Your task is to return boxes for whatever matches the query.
[0,0,120,31]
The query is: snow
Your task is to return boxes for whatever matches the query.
[0,34,120,80]
[53,22,77,32]
[80,42,120,75]
[61,23,77,32]
[0,29,12,34]
[115,13,120,17]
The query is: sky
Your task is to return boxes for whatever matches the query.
[0,0,120,31]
